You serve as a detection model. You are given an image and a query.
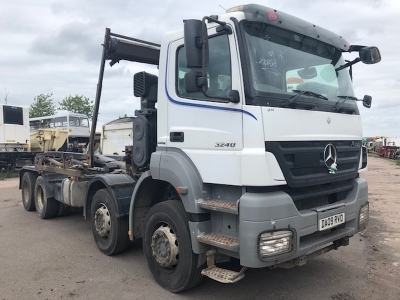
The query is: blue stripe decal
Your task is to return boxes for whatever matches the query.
[164,42,257,120]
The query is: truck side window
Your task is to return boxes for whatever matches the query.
[176,34,231,100]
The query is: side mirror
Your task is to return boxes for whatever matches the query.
[359,47,381,64]
[228,90,240,104]
[184,19,208,68]
[362,95,372,108]
[184,71,204,93]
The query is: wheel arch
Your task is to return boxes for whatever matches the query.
[149,148,207,214]
[128,171,172,239]
[85,173,135,219]
[128,148,211,240]
[19,166,39,189]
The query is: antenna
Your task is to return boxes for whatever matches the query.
[4,88,8,104]
[219,5,226,11]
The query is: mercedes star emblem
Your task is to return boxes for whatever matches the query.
[324,143,338,174]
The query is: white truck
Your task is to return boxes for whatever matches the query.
[0,105,37,169]
[19,4,380,292]
[0,104,70,169]
[0,105,31,169]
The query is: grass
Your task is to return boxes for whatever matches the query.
[0,170,19,180]
[368,152,380,158]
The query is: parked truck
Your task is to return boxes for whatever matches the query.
[29,112,91,152]
[0,105,68,169]
[19,4,381,292]
[0,105,31,169]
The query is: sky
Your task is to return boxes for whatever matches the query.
[1,0,399,138]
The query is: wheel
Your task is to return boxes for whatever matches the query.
[21,172,37,211]
[34,176,59,219]
[143,200,203,292]
[91,189,129,255]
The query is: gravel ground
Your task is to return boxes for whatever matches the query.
[0,156,399,300]
[355,156,400,299]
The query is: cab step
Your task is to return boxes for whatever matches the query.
[201,266,245,283]
[201,250,247,284]
[198,233,239,252]
[198,199,238,214]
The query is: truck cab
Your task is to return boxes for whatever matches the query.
[127,4,379,290]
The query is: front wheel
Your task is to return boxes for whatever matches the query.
[91,189,129,255]
[143,200,203,292]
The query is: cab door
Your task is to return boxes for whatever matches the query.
[165,25,244,185]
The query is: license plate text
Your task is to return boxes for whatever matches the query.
[319,213,345,231]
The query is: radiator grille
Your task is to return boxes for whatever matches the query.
[265,140,361,188]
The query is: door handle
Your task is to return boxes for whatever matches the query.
[170,132,184,142]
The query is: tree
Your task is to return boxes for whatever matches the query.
[58,94,94,119]
[29,93,56,118]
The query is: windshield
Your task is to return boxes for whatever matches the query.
[69,116,89,127]
[80,117,89,127]
[241,21,356,111]
[69,116,80,127]
[54,117,67,127]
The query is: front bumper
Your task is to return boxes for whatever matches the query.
[239,177,368,268]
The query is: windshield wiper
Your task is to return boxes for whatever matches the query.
[333,95,358,113]
[282,89,328,108]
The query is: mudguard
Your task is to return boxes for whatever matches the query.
[86,173,136,218]
[19,166,38,189]
[150,148,206,214]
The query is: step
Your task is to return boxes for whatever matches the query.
[201,266,245,283]
[198,233,239,252]
[198,200,238,214]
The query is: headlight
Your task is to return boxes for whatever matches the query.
[359,203,369,229]
[259,230,292,258]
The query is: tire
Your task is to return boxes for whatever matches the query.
[143,200,203,292]
[34,176,59,219]
[21,172,37,211]
[91,189,129,256]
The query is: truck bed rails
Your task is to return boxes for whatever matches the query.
[34,151,124,177]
